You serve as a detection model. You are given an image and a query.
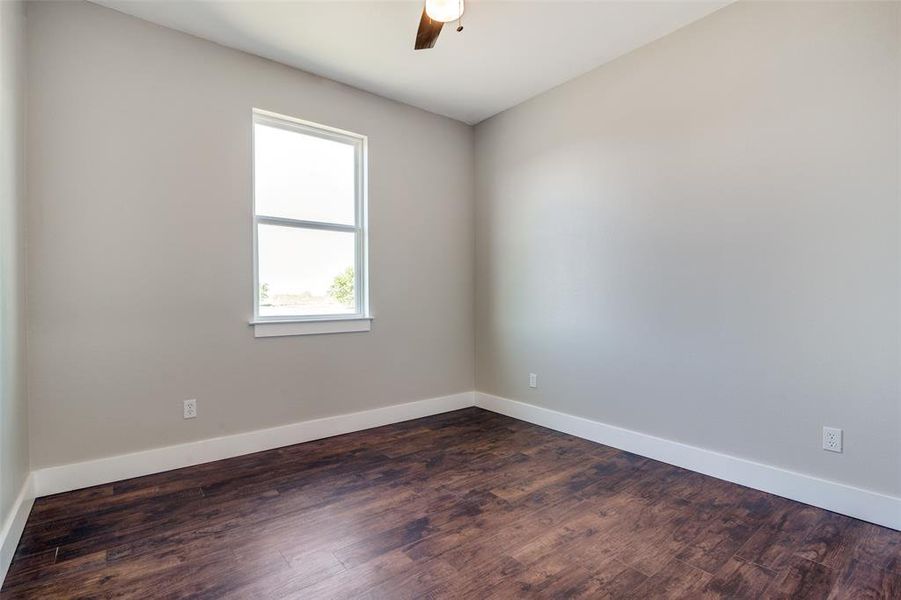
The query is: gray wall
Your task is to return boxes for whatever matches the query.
[26,1,474,469]
[474,1,901,496]
[0,0,29,516]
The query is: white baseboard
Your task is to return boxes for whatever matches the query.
[0,474,35,583]
[32,391,475,498]
[475,392,901,531]
[24,389,901,533]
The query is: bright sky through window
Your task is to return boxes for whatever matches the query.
[253,112,366,320]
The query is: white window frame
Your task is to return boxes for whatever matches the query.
[250,109,370,337]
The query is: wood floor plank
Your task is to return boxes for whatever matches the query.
[613,493,708,572]
[734,503,823,570]
[499,540,646,599]
[795,512,869,569]
[827,559,901,599]
[850,522,901,575]
[675,512,758,573]
[765,556,838,599]
[3,407,900,599]
[625,558,713,599]
[699,556,778,599]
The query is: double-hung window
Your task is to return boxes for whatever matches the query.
[252,109,369,337]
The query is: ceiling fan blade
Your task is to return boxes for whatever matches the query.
[414,7,443,50]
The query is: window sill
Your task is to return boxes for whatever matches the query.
[251,317,373,338]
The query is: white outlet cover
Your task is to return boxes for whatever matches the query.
[529,373,537,388]
[822,426,842,453]
[184,399,197,419]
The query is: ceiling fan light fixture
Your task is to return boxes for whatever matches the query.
[425,0,464,24]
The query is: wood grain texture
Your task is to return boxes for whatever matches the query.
[414,7,443,50]
[2,408,900,599]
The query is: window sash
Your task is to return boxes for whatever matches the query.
[256,215,357,233]
[252,109,368,322]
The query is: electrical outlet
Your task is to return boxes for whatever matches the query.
[822,426,842,453]
[183,399,197,419]
[529,373,537,388]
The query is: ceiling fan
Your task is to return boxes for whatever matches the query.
[415,0,465,50]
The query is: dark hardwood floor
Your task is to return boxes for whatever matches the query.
[3,408,900,599]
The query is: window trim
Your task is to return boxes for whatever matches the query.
[251,109,370,333]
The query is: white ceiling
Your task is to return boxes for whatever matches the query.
[92,1,730,125]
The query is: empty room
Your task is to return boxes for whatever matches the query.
[0,0,899,597]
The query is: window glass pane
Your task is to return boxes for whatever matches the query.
[254,122,356,225]
[258,224,356,317]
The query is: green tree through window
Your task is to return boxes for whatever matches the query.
[328,267,355,307]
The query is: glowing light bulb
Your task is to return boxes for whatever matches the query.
[425,0,464,23]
